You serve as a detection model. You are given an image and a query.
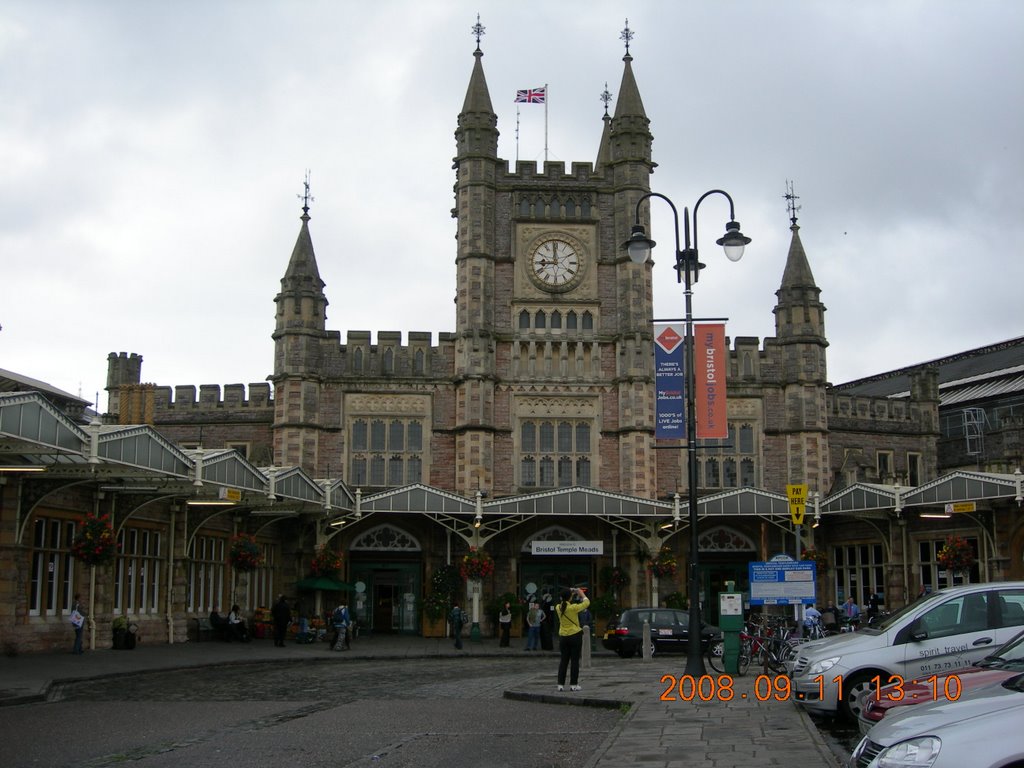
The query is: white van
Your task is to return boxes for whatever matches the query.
[789,581,1024,720]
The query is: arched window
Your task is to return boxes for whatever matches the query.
[705,457,720,487]
[389,421,404,451]
[558,422,573,451]
[739,424,754,453]
[521,456,537,487]
[740,458,756,487]
[558,456,573,486]
[566,311,578,330]
[352,348,363,373]
[520,198,531,216]
[519,310,531,329]
[352,420,368,451]
[414,349,425,374]
[565,198,576,217]
[535,311,547,329]
[383,348,394,373]
[370,455,386,485]
[551,310,562,329]
[370,420,386,450]
[582,312,594,330]
[388,455,404,486]
[539,422,555,452]
[723,458,737,487]
[408,422,423,451]
[521,422,536,451]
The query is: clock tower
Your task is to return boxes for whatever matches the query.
[452,35,663,499]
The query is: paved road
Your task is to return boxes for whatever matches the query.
[3,657,621,768]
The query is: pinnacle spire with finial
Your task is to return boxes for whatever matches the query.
[784,179,801,226]
[600,82,613,117]
[298,169,314,219]
[472,13,485,52]
[620,19,634,58]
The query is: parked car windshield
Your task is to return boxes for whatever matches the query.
[978,630,1024,670]
[868,590,947,633]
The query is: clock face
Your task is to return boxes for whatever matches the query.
[530,239,581,290]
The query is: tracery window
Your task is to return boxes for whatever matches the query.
[520,419,592,489]
[350,418,426,488]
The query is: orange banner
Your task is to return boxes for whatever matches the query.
[695,324,727,439]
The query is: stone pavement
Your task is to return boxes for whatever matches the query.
[0,634,840,767]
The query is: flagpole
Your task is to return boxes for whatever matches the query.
[516,106,520,165]
[544,82,549,164]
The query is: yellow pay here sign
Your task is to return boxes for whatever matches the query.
[787,484,808,525]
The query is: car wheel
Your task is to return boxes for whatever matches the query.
[840,673,876,723]
[634,640,656,658]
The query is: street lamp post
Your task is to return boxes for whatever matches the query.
[624,190,750,677]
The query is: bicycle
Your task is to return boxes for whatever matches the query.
[706,628,752,675]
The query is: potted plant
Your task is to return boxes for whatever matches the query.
[71,512,119,567]
[228,533,264,572]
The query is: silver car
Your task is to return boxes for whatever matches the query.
[849,673,1024,768]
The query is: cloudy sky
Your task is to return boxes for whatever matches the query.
[2,0,1021,412]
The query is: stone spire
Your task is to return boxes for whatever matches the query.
[456,17,498,160]
[274,178,327,345]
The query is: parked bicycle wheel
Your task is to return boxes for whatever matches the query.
[706,640,725,673]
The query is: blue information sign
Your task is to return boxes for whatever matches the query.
[748,561,817,605]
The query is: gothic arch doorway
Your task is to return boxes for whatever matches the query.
[697,525,757,625]
[519,526,592,603]
[349,523,422,635]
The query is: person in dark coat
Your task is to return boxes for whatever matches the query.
[271,595,291,647]
[450,602,466,650]
[540,593,555,650]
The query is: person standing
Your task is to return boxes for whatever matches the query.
[498,601,512,647]
[271,595,291,647]
[555,587,589,692]
[540,593,555,651]
[450,602,466,650]
[843,596,860,630]
[69,594,85,655]
[524,601,544,651]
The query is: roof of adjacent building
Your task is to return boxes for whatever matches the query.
[831,336,1024,404]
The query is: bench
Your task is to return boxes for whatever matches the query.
[193,616,230,642]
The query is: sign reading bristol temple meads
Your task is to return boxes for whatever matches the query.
[532,541,604,555]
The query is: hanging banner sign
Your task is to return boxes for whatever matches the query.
[695,323,728,439]
[654,323,686,439]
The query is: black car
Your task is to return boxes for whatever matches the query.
[601,607,722,658]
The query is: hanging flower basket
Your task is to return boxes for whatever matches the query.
[599,565,631,592]
[801,547,829,572]
[937,535,975,574]
[460,547,494,581]
[71,512,118,566]
[228,533,264,572]
[649,547,678,579]
[310,546,343,577]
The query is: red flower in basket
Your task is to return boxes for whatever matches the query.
[71,512,119,566]
[460,547,494,580]
[310,546,344,577]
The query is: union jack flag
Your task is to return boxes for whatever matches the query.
[515,87,546,104]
